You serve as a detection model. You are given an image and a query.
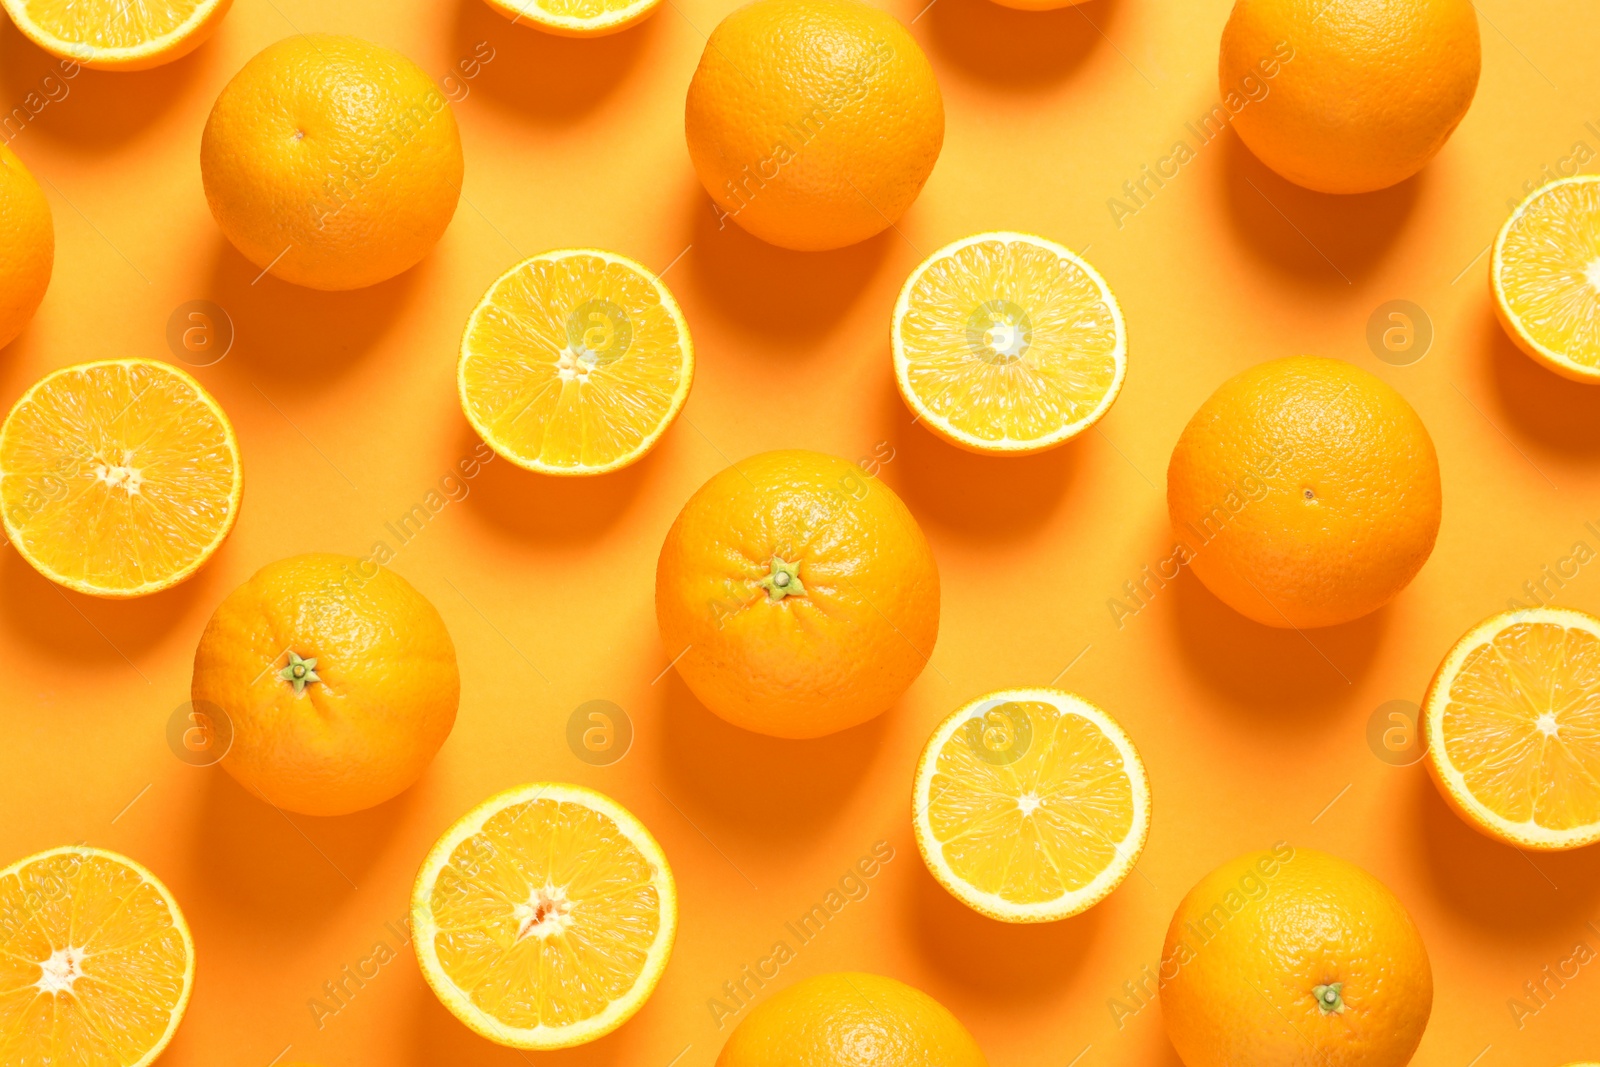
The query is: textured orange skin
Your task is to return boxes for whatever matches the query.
[1161,848,1433,1067]
[716,972,988,1067]
[0,144,53,350]
[1166,356,1440,629]
[1220,0,1480,194]
[193,553,459,816]
[200,35,463,291]
[684,0,943,252]
[656,450,939,739]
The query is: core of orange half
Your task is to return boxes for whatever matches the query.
[459,249,693,475]
[1424,607,1600,851]
[0,0,232,69]
[481,0,660,36]
[893,232,1127,455]
[0,846,195,1067]
[412,783,677,1050]
[1492,176,1600,383]
[0,359,243,598]
[912,688,1151,922]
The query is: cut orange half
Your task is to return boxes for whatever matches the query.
[912,688,1151,922]
[892,232,1127,454]
[1424,607,1600,851]
[1491,176,1600,383]
[0,846,195,1067]
[0,359,242,598]
[411,783,677,1049]
[0,0,232,70]
[481,0,660,36]
[459,249,693,475]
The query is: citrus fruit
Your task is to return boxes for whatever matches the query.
[201,35,463,291]
[1219,0,1480,194]
[0,359,242,598]
[0,846,194,1067]
[481,0,660,36]
[716,972,986,1067]
[1161,847,1432,1067]
[0,0,231,69]
[1166,356,1440,629]
[192,553,459,817]
[459,249,693,475]
[1423,607,1600,851]
[0,143,53,350]
[912,688,1151,923]
[1491,176,1600,382]
[656,449,939,738]
[892,232,1126,454]
[412,782,676,1050]
[685,0,943,251]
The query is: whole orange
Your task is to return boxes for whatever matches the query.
[1161,847,1432,1067]
[656,450,939,738]
[1166,356,1440,629]
[0,143,53,349]
[201,35,463,290]
[684,0,943,251]
[1220,0,1480,194]
[192,553,459,816]
[716,972,987,1067]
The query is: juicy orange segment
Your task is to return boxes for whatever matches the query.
[482,0,660,36]
[0,847,195,1067]
[411,783,677,1049]
[892,232,1127,454]
[912,688,1151,922]
[0,359,242,598]
[1492,176,1600,382]
[1425,607,1600,850]
[459,250,693,475]
[0,0,232,69]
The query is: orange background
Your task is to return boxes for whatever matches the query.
[3,0,1600,1065]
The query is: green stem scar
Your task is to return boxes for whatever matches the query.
[756,556,806,602]
[1313,983,1345,1015]
[279,651,322,695]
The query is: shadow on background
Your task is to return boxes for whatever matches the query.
[1412,768,1600,935]
[880,374,1080,542]
[451,0,655,122]
[409,973,633,1066]
[1485,301,1600,458]
[0,548,214,663]
[205,237,417,384]
[654,671,886,850]
[458,420,659,543]
[685,193,893,352]
[921,0,1113,89]
[0,21,212,151]
[1222,135,1421,288]
[1169,566,1386,729]
[191,769,413,937]
[906,859,1103,1002]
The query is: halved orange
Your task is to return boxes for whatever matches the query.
[1424,607,1600,850]
[411,783,677,1049]
[459,250,693,475]
[1492,176,1600,383]
[892,232,1127,454]
[0,0,233,70]
[481,0,660,36]
[0,359,242,597]
[0,846,195,1067]
[912,688,1151,922]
